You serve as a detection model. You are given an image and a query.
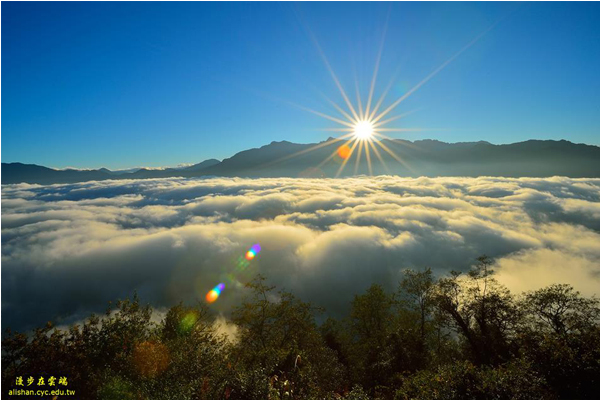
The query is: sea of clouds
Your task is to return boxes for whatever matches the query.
[2,176,600,332]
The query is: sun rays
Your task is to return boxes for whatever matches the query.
[263,17,496,177]
[282,64,425,177]
[274,65,424,177]
[271,52,427,177]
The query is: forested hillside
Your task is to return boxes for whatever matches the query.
[3,256,599,399]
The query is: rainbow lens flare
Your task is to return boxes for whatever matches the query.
[245,243,262,261]
[205,283,225,303]
[205,243,262,303]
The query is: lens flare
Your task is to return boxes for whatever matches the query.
[337,144,351,159]
[245,243,262,261]
[133,341,170,378]
[179,311,198,333]
[205,283,225,303]
[264,20,496,178]
[206,244,261,304]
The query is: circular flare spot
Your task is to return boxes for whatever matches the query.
[205,283,225,303]
[133,341,170,378]
[206,290,219,303]
[337,144,351,159]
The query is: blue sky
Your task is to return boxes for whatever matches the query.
[2,1,599,169]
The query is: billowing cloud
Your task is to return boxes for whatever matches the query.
[2,176,600,331]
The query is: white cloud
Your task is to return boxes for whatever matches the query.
[2,176,600,331]
[494,248,600,297]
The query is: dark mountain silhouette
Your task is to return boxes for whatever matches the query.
[2,139,599,184]
[178,138,600,179]
[182,159,221,172]
[0,159,220,185]
[1,163,114,185]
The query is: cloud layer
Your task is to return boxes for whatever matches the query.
[2,176,600,331]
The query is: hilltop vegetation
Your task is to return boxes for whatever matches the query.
[3,256,599,399]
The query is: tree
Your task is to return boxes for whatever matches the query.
[517,284,600,398]
[348,284,395,393]
[396,268,435,369]
[400,268,433,346]
[394,359,553,400]
[521,283,600,336]
[230,275,344,399]
[432,256,520,365]
[2,294,154,398]
[3,269,600,399]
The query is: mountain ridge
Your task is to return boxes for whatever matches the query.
[2,139,599,184]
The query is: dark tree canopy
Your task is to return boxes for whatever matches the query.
[3,258,600,399]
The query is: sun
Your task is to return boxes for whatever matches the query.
[353,120,374,140]
[270,15,493,178]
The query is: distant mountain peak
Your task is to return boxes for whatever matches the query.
[267,140,292,146]
[183,159,221,172]
[2,139,599,184]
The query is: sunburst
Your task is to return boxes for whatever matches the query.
[298,69,427,177]
[353,121,375,140]
[264,18,496,177]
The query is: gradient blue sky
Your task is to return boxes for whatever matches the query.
[2,1,599,169]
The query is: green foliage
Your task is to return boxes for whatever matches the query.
[344,385,371,400]
[230,275,345,398]
[97,375,136,400]
[521,283,600,335]
[431,256,520,365]
[394,359,553,400]
[517,284,600,399]
[3,258,600,399]
[347,284,395,392]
